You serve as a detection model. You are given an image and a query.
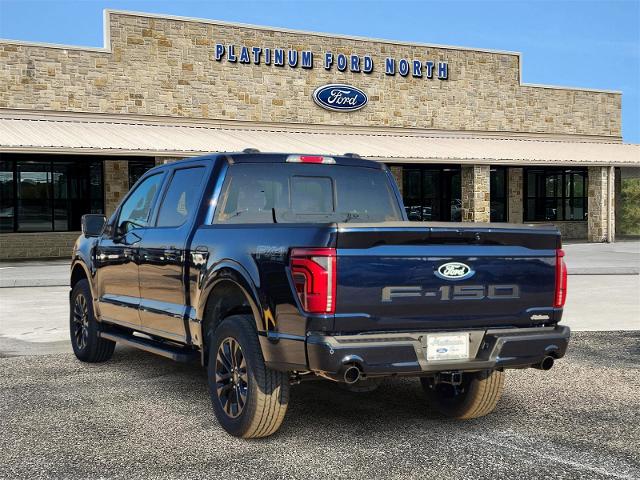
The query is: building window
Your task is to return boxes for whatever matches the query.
[524,168,587,221]
[490,166,508,222]
[0,154,104,232]
[400,165,461,221]
[128,159,156,188]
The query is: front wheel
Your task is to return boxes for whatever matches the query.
[207,315,289,438]
[70,279,115,362]
[420,369,505,419]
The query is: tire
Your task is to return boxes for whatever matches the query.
[207,315,289,438]
[340,377,383,393]
[420,369,505,419]
[70,279,115,362]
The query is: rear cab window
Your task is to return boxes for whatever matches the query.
[214,163,402,223]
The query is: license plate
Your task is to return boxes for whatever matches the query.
[426,333,470,361]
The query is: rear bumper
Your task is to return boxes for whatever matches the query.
[306,325,570,378]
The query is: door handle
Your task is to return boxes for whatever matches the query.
[163,247,181,261]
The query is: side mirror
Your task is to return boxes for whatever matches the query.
[81,214,106,237]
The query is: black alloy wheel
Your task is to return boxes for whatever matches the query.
[72,293,90,350]
[207,315,289,438]
[215,337,249,418]
[69,278,115,362]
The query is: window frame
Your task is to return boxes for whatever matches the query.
[523,167,588,222]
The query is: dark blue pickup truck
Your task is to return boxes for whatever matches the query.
[70,151,570,438]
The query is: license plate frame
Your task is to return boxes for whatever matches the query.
[425,332,470,361]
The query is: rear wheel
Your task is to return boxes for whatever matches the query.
[207,315,289,438]
[420,370,505,419]
[70,279,115,362]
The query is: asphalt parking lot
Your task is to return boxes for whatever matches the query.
[1,242,638,479]
[1,332,639,480]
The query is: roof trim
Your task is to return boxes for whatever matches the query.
[1,114,637,167]
[0,9,622,95]
[0,108,623,144]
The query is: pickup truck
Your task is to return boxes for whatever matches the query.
[70,151,570,438]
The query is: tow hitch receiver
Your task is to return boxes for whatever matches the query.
[435,371,463,386]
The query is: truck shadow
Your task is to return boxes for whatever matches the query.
[109,345,470,435]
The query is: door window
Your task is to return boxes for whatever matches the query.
[118,173,163,232]
[156,167,206,227]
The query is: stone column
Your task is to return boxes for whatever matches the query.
[104,160,129,216]
[508,167,524,223]
[389,165,403,196]
[155,156,184,166]
[461,165,490,223]
[587,166,615,242]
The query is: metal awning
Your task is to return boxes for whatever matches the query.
[1,112,638,166]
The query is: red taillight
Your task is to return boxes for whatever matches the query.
[554,249,568,308]
[286,155,336,164]
[290,248,336,314]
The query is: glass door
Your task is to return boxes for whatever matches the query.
[402,166,461,221]
[17,162,52,232]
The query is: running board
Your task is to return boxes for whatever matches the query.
[99,331,199,363]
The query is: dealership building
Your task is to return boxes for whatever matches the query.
[0,10,639,259]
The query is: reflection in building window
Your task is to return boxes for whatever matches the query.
[490,167,508,222]
[524,168,588,221]
[400,165,461,221]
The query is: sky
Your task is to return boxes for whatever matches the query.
[0,0,638,142]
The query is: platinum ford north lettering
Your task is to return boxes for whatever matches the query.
[70,151,570,438]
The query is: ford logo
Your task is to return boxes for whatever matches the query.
[435,262,475,281]
[312,84,368,112]
[436,347,448,354]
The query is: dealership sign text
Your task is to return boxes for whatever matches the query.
[214,44,448,80]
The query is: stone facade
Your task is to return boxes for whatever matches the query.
[0,11,621,138]
[104,159,130,215]
[507,167,523,223]
[461,165,490,222]
[552,222,589,240]
[588,166,615,242]
[389,166,403,196]
[0,232,79,260]
[0,11,627,260]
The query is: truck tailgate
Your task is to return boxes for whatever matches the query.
[334,223,561,332]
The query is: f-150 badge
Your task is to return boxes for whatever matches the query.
[435,262,475,281]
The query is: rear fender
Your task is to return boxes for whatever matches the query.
[195,260,264,341]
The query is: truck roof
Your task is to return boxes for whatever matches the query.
[152,152,385,171]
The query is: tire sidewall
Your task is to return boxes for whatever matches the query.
[207,317,261,437]
[69,279,100,360]
[421,370,496,418]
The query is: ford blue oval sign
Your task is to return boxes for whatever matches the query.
[312,84,368,112]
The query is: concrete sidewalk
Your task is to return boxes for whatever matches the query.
[0,260,69,288]
[563,241,640,275]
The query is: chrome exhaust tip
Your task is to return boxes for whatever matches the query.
[343,365,361,384]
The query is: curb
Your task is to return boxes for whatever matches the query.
[567,268,640,275]
[0,280,68,288]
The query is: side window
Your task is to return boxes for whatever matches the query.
[156,167,206,227]
[118,173,163,232]
[215,165,288,223]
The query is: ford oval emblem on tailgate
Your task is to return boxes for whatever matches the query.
[312,84,368,112]
[435,262,475,281]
